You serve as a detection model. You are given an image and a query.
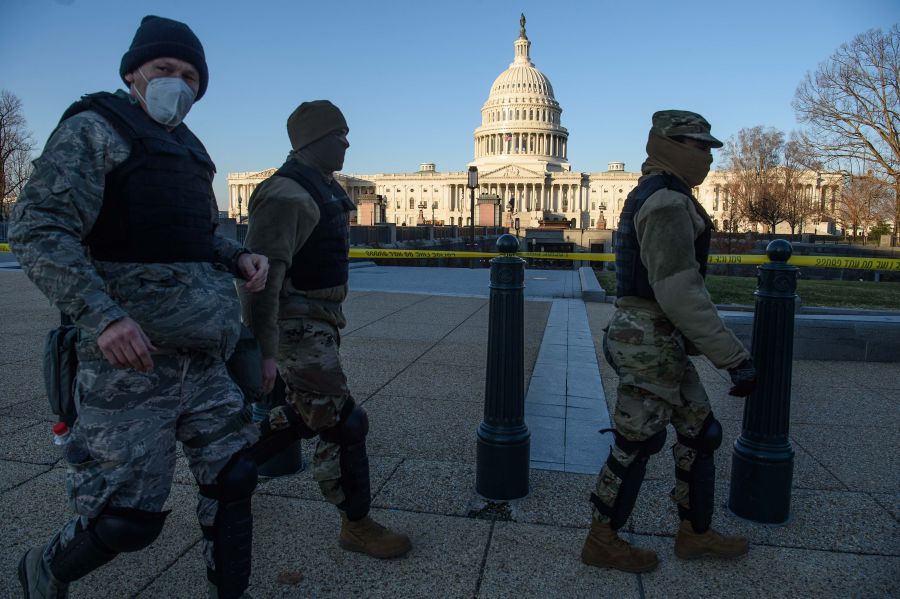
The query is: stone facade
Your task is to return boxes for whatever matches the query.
[227,18,842,237]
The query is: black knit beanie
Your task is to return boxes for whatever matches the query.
[287,101,348,150]
[119,15,209,101]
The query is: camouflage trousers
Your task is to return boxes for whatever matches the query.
[267,318,354,508]
[45,351,259,572]
[593,307,712,523]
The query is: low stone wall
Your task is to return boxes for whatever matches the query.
[586,266,900,362]
[722,311,900,362]
[578,266,606,302]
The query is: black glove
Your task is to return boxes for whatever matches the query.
[728,358,756,397]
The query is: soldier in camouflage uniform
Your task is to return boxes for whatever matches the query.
[10,16,268,599]
[581,111,757,573]
[238,101,411,559]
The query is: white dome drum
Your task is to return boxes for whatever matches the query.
[472,15,570,172]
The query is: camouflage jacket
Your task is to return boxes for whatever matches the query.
[616,165,749,370]
[238,152,348,360]
[9,91,246,358]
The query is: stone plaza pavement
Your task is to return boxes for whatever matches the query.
[0,267,898,598]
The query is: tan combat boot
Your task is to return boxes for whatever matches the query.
[674,520,749,559]
[339,514,412,559]
[580,519,659,573]
[18,546,68,599]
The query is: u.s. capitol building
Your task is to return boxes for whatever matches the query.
[228,17,836,236]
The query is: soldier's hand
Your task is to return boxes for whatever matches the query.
[261,357,277,395]
[98,317,157,372]
[727,358,756,397]
[238,253,269,293]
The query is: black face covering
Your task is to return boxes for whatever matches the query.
[303,132,348,174]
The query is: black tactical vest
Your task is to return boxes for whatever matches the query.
[273,159,355,290]
[60,92,216,263]
[615,174,713,300]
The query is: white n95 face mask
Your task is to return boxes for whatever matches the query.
[134,69,197,127]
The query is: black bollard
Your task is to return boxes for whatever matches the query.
[476,234,530,499]
[729,239,797,523]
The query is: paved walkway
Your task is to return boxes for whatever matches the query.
[526,299,611,474]
[0,266,898,598]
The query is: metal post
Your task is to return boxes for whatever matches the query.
[470,187,476,248]
[468,166,478,265]
[476,234,530,499]
[728,239,797,523]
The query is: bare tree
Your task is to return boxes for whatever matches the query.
[720,186,746,234]
[781,134,819,235]
[0,90,34,221]
[836,173,894,243]
[722,126,787,233]
[794,25,900,244]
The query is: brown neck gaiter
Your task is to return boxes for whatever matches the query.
[641,132,712,188]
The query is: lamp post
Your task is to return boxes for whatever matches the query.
[468,166,478,248]
[236,195,243,224]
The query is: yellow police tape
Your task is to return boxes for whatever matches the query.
[348,248,900,271]
[0,243,894,271]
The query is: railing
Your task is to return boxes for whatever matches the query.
[396,226,430,242]
[350,225,393,245]
[433,226,460,240]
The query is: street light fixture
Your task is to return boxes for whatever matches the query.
[467,166,478,246]
[431,201,438,226]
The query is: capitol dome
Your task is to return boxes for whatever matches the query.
[472,16,570,172]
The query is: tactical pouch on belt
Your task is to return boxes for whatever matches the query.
[226,325,263,403]
[43,324,79,426]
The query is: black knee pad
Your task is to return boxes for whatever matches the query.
[215,452,258,501]
[318,400,369,446]
[49,506,169,583]
[675,414,722,533]
[92,506,170,552]
[592,429,666,530]
[676,414,722,454]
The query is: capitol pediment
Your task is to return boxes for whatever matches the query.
[481,164,546,179]
[253,168,278,179]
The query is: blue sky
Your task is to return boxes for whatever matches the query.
[2,0,897,209]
